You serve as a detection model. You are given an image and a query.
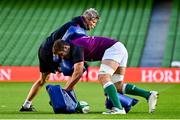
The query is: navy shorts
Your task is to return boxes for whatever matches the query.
[38,46,59,73]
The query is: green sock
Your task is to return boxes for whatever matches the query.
[104,84,123,109]
[125,84,151,100]
[75,102,83,113]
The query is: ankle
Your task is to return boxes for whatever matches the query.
[23,100,32,108]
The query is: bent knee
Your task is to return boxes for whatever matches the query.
[98,64,115,76]
[38,73,49,86]
[114,82,124,93]
[37,79,46,86]
[98,74,111,85]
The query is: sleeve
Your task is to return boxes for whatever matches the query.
[71,46,84,64]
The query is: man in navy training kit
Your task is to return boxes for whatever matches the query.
[52,32,158,114]
[20,8,99,112]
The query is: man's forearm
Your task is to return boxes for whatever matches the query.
[65,62,84,91]
[65,71,83,90]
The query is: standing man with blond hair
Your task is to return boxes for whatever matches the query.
[20,8,99,112]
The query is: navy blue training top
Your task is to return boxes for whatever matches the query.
[40,16,88,52]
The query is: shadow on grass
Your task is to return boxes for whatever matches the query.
[0,111,53,114]
[0,110,148,115]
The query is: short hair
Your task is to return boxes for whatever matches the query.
[53,39,69,54]
[83,8,99,20]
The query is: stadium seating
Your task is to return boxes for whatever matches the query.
[129,0,153,66]
[171,0,180,66]
[162,0,180,67]
[0,0,153,67]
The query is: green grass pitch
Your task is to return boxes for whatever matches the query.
[0,82,180,119]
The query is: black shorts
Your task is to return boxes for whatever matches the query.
[38,46,59,73]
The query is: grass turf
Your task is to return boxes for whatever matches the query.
[0,82,180,119]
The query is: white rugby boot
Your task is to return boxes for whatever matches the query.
[148,91,159,113]
[102,107,126,114]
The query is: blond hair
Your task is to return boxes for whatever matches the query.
[83,8,99,20]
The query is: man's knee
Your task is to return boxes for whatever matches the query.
[114,82,127,94]
[38,72,50,86]
[38,79,46,86]
[98,64,115,85]
[98,74,111,85]
[114,82,122,92]
[98,64,115,76]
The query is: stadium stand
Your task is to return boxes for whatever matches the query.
[128,0,153,66]
[172,0,180,67]
[0,0,153,67]
[140,0,171,67]
[162,0,180,67]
